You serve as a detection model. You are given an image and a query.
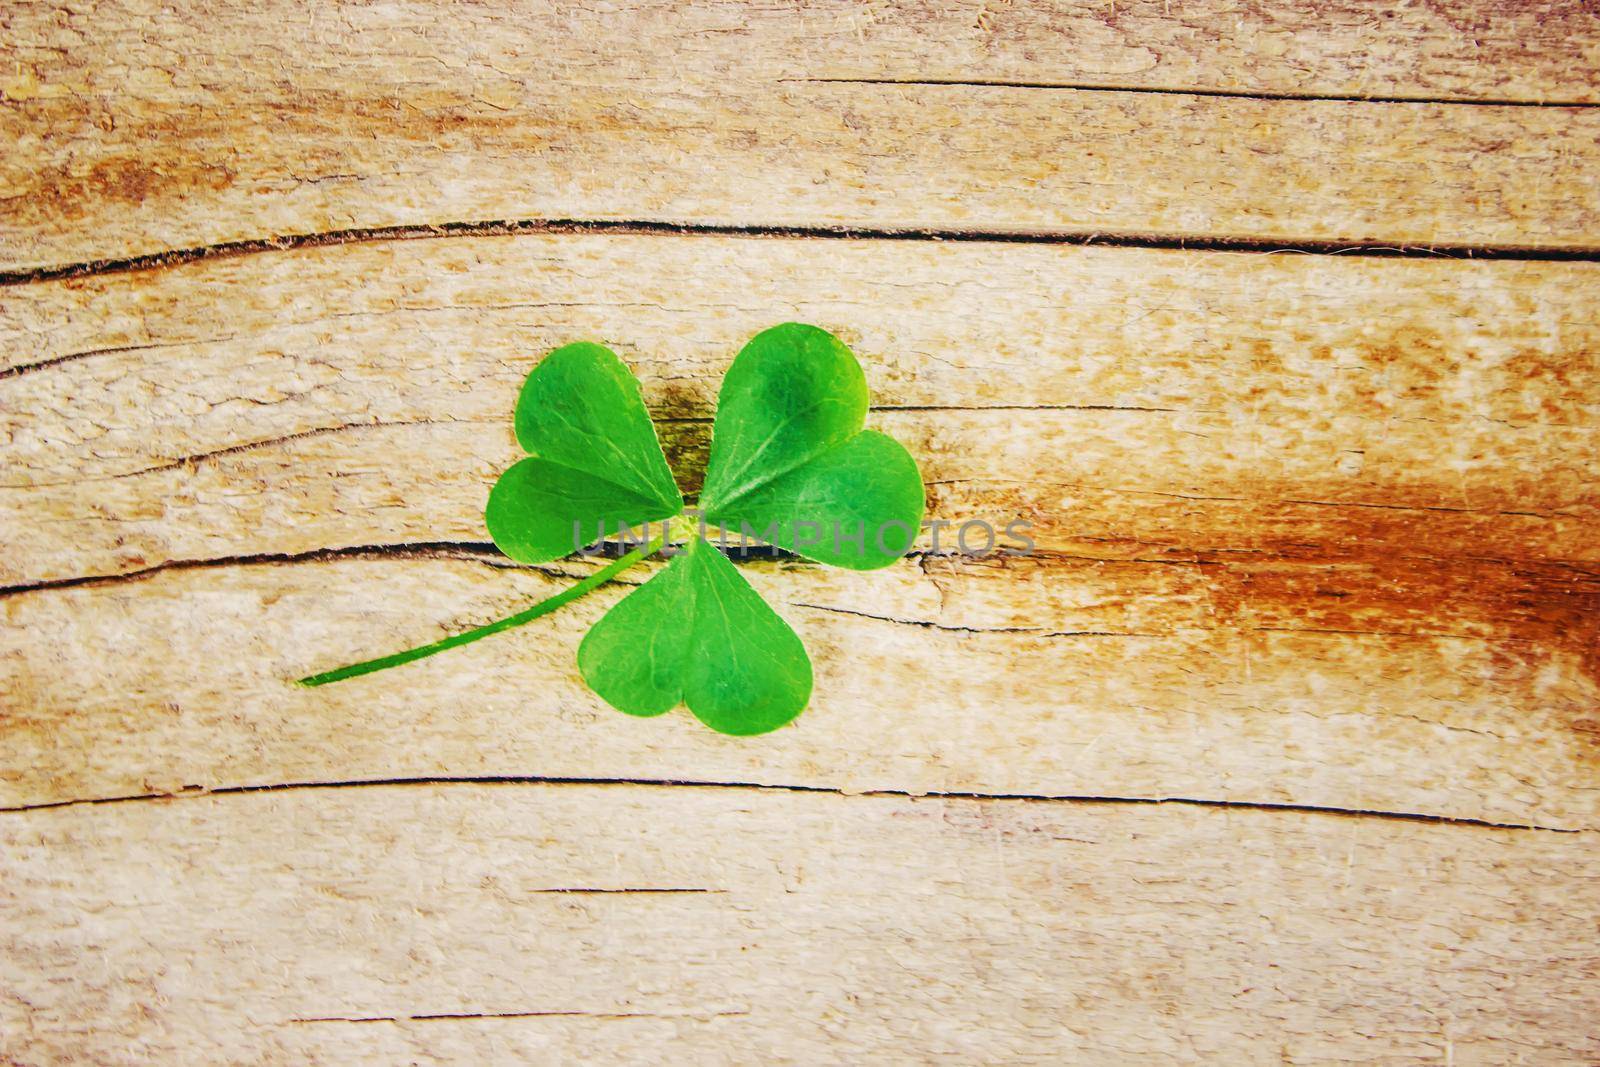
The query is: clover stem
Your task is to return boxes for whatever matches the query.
[296,535,667,687]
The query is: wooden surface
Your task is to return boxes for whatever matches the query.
[5,0,1600,269]
[6,786,1599,1063]
[3,2,1599,1063]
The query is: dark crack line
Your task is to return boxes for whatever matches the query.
[0,341,188,380]
[876,403,1183,414]
[7,217,1600,287]
[1252,624,1483,641]
[2,543,1552,651]
[0,774,1582,833]
[0,539,810,598]
[925,478,1573,521]
[4,539,1594,600]
[288,1007,748,1024]
[786,76,1600,109]
[5,420,487,488]
[527,887,724,894]
[0,407,1166,487]
[0,541,513,599]
[791,599,1159,638]
[793,599,1540,646]
[1281,496,1555,519]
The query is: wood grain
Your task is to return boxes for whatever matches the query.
[4,234,1596,585]
[6,548,1597,828]
[4,784,1597,1064]
[6,4,1600,1060]
[10,0,1598,103]
[3,233,1597,827]
[4,2,1600,269]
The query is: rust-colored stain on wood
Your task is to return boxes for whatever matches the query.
[3,2,1599,1063]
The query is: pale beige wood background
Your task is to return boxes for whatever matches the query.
[3,2,1599,1063]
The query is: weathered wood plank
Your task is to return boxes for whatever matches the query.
[4,235,1596,585]
[6,6,1598,1060]
[3,550,1596,826]
[10,0,1598,104]
[3,784,1597,1063]
[3,2,1600,268]
[5,234,1596,822]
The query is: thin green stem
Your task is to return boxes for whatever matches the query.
[296,536,666,687]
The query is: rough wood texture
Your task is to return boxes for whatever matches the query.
[4,1,1600,269]
[5,236,1597,581]
[11,0,1600,104]
[6,549,1599,831]
[3,235,1599,832]
[5,2,1600,1062]
[5,785,1599,1064]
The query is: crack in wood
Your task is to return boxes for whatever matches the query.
[0,408,1181,486]
[287,1007,749,1024]
[926,479,1575,520]
[790,599,1162,639]
[526,887,725,894]
[2,538,1590,600]
[0,541,516,598]
[2,419,491,487]
[0,341,191,380]
[0,774,1584,833]
[787,76,1600,109]
[7,217,1600,289]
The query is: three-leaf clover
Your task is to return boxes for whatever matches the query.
[301,323,925,736]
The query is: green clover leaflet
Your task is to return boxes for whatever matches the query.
[299,323,925,735]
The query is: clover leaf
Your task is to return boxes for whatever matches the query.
[700,323,924,569]
[485,342,682,564]
[577,535,813,735]
[299,323,924,737]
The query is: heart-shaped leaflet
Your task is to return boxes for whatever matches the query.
[577,324,924,733]
[485,341,682,564]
